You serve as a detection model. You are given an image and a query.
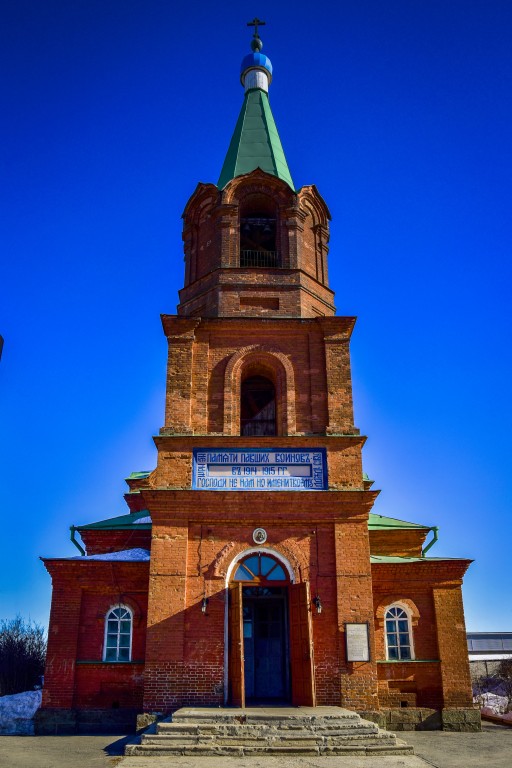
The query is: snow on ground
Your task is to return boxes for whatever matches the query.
[475,691,509,715]
[0,690,41,735]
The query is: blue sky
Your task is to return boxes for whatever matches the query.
[1,0,511,632]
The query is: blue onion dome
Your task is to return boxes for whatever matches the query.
[240,51,273,78]
[240,51,273,92]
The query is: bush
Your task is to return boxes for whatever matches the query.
[0,617,46,696]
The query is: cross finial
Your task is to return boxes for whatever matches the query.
[247,17,266,38]
[247,17,265,52]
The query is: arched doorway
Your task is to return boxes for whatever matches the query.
[227,549,316,708]
[234,553,289,702]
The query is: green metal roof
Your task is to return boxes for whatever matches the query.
[368,513,429,530]
[77,510,427,533]
[370,555,466,563]
[126,471,151,480]
[217,89,294,190]
[76,510,151,531]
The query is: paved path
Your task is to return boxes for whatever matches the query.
[121,757,428,768]
[0,733,129,768]
[0,724,511,768]
[397,723,512,768]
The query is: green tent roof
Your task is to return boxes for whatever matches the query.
[217,89,294,190]
[368,513,429,530]
[76,509,151,531]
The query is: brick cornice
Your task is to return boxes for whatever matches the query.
[40,558,150,580]
[139,488,378,525]
[161,315,201,337]
[317,315,357,339]
[160,314,355,335]
[153,433,367,447]
[371,559,472,584]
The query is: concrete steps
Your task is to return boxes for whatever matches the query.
[125,706,414,757]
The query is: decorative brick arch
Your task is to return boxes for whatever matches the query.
[225,547,295,585]
[375,596,420,628]
[212,540,305,584]
[221,171,298,269]
[223,345,297,435]
[221,169,295,208]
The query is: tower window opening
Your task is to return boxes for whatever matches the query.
[240,194,279,267]
[241,375,276,436]
[240,218,277,266]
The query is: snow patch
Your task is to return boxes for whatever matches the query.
[0,690,42,735]
[475,692,509,715]
[72,548,150,561]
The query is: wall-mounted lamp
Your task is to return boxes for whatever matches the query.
[201,597,209,614]
[313,595,322,615]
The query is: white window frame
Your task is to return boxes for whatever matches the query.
[384,602,415,661]
[103,604,133,662]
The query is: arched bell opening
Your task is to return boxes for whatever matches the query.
[239,193,279,268]
[240,374,277,436]
[223,347,297,436]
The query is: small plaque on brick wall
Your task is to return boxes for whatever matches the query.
[192,448,327,491]
[345,623,370,662]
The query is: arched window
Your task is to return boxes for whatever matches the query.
[103,605,133,662]
[233,553,287,582]
[241,375,276,436]
[239,193,279,267]
[385,605,414,660]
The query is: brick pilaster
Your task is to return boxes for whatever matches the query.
[433,586,473,707]
[42,579,82,709]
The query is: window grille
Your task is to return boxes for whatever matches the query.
[234,553,287,582]
[385,605,413,660]
[240,249,280,268]
[103,605,132,662]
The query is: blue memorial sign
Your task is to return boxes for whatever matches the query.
[192,448,327,491]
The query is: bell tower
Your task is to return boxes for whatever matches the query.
[139,24,379,712]
[178,31,334,320]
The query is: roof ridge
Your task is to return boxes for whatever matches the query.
[260,91,278,176]
[231,91,250,186]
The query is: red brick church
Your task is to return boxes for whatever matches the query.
[38,26,478,734]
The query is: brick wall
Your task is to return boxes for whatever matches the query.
[160,316,357,437]
[138,488,379,712]
[372,561,473,709]
[369,529,428,557]
[41,561,149,711]
[79,529,151,555]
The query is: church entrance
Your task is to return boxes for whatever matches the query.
[243,587,289,702]
[228,551,316,707]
